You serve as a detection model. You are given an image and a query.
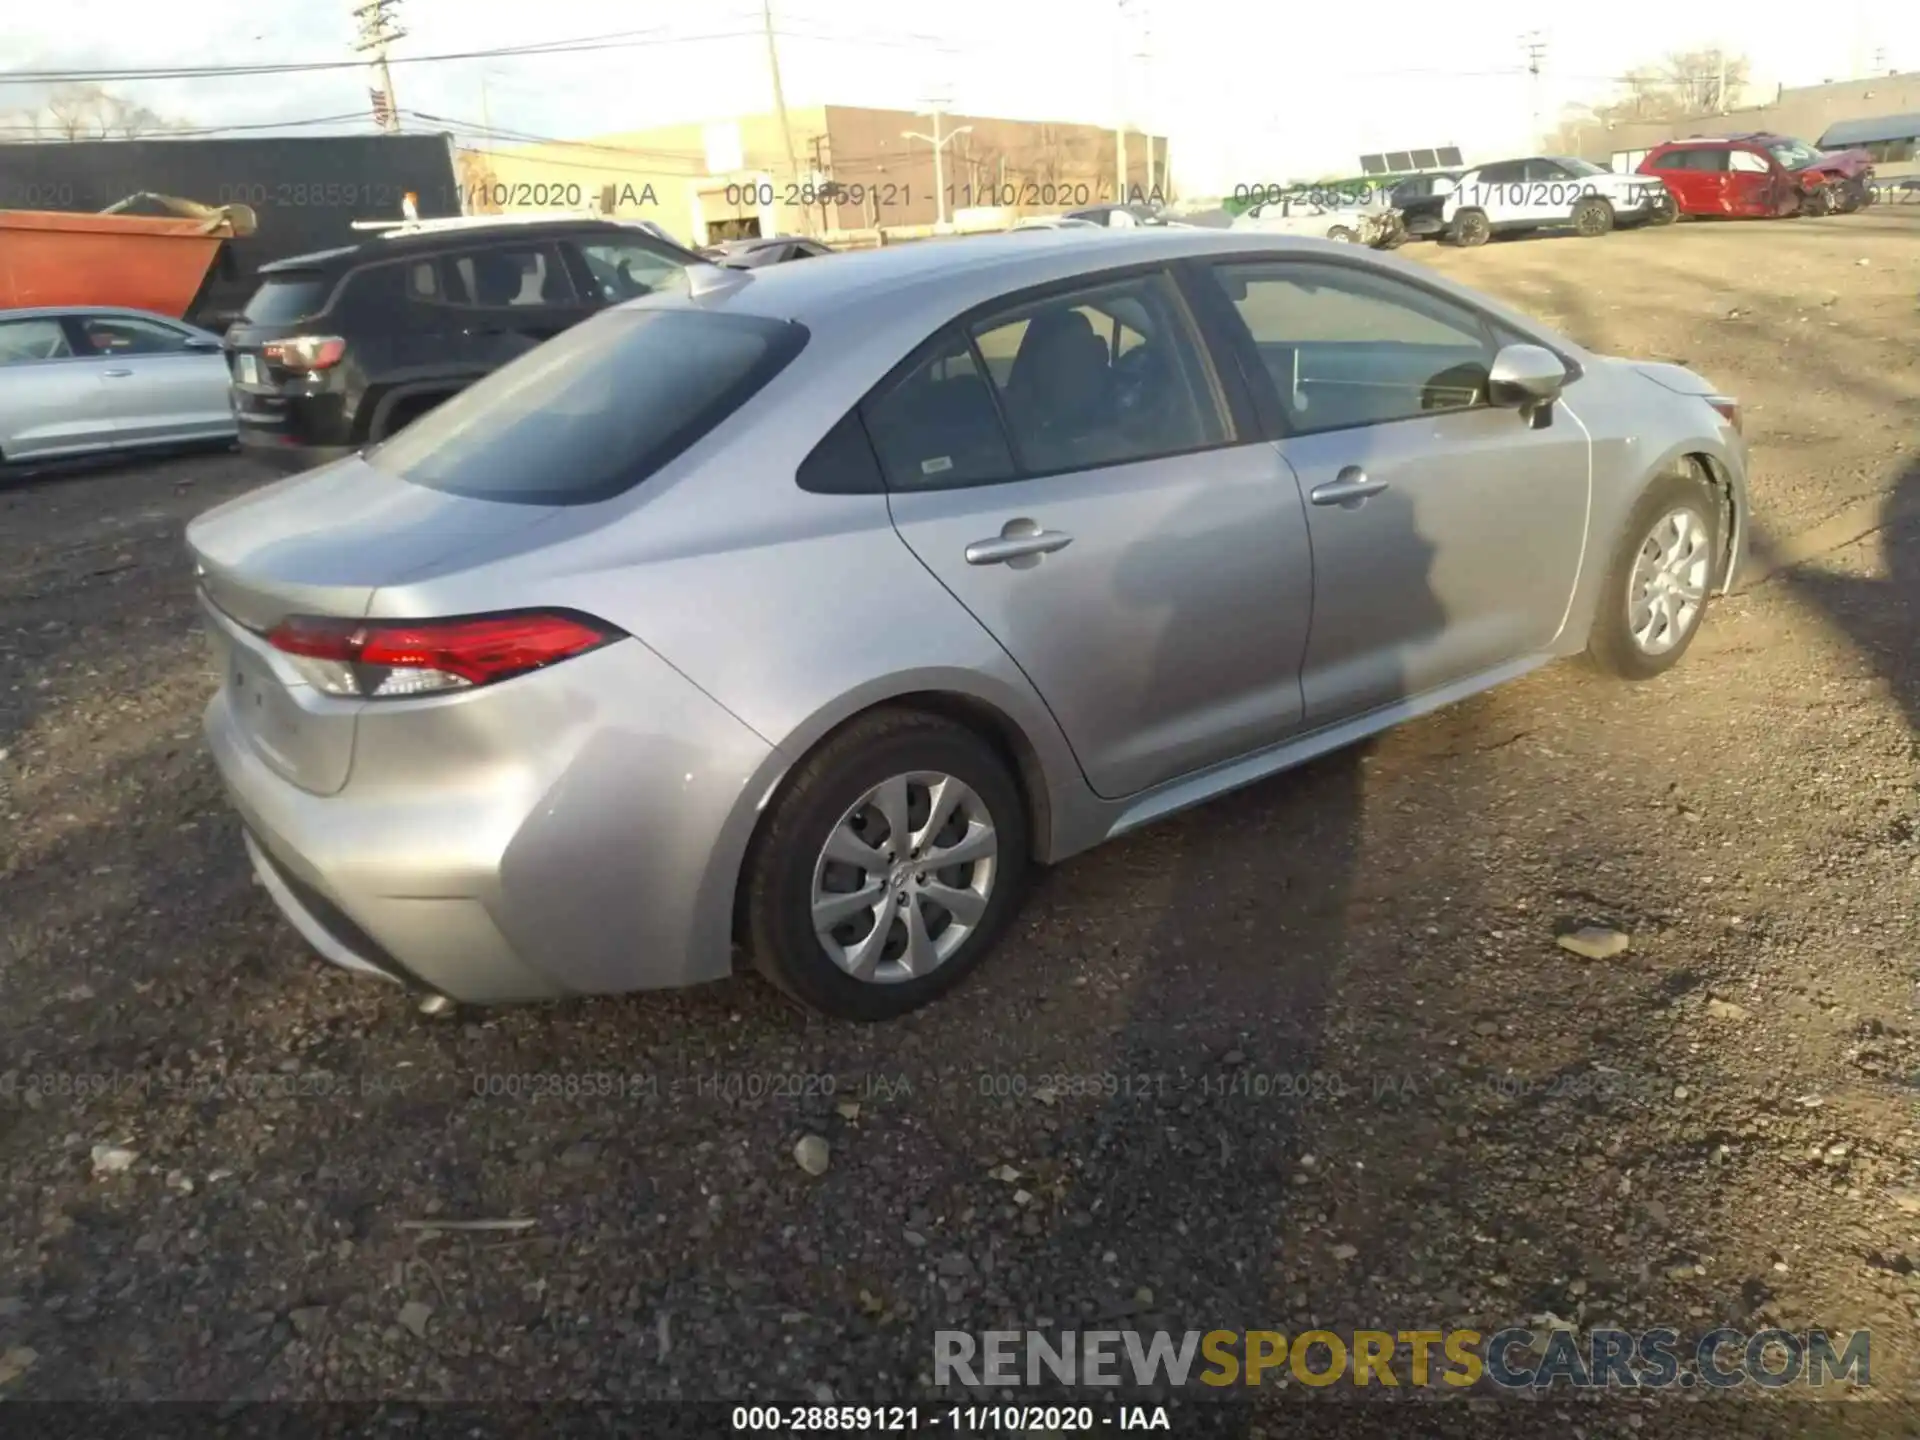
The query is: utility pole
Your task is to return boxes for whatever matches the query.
[1114,0,1133,201]
[761,0,806,234]
[351,0,406,133]
[1520,31,1547,149]
[902,110,972,229]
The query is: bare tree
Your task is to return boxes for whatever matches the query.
[22,84,185,139]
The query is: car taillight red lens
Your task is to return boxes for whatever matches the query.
[265,611,622,698]
[262,335,347,371]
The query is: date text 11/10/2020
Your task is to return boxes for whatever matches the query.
[205,181,662,211]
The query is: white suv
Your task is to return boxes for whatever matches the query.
[1442,155,1674,245]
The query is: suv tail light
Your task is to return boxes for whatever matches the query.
[265,610,623,698]
[263,335,347,371]
[1705,396,1741,435]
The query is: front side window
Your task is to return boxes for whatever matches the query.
[1728,148,1770,174]
[366,307,806,505]
[1766,139,1821,169]
[1209,260,1497,435]
[572,239,688,301]
[0,318,72,364]
[966,270,1228,475]
[75,316,191,355]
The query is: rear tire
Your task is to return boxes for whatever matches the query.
[742,709,1032,1021]
[1572,196,1615,237]
[1833,178,1866,214]
[372,392,450,442]
[1449,209,1491,247]
[1586,467,1720,681]
[1326,225,1358,243]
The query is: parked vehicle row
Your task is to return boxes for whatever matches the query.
[1373,133,1882,250]
[183,224,1748,1020]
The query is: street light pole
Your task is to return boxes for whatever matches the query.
[902,115,973,229]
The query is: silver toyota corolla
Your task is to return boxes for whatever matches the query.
[188,229,1748,1020]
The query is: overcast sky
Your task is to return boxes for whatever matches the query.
[3,0,1912,193]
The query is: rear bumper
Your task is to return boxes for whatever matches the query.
[203,638,780,1005]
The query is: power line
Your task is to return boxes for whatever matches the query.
[0,23,770,86]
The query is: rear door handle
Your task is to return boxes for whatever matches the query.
[1309,466,1389,508]
[964,529,1074,566]
[101,368,134,378]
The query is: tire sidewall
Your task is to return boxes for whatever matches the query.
[1453,210,1490,246]
[1588,470,1719,681]
[1574,197,1614,236]
[747,719,1030,1021]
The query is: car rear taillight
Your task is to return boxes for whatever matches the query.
[263,335,347,371]
[265,611,623,698]
[1705,396,1742,436]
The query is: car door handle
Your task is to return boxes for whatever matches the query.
[101,368,134,378]
[1309,467,1389,508]
[964,529,1074,565]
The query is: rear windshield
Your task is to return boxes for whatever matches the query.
[365,307,808,505]
[242,273,333,325]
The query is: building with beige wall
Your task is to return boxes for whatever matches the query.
[1573,70,1920,178]
[457,105,1168,246]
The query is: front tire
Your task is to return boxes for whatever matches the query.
[1326,225,1358,243]
[741,709,1031,1020]
[1587,467,1720,681]
[1572,196,1615,237]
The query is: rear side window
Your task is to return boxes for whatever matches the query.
[0,317,72,364]
[860,330,1016,489]
[365,307,807,505]
[243,273,333,325]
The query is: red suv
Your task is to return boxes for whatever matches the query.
[1637,134,1876,218]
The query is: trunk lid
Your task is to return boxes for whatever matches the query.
[188,456,564,794]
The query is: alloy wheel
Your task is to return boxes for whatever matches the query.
[1627,508,1711,656]
[809,771,999,984]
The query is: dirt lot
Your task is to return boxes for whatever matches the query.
[3,210,1920,1430]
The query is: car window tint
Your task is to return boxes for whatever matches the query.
[1728,149,1769,173]
[440,244,575,308]
[243,273,331,324]
[0,317,72,364]
[338,262,411,320]
[572,239,688,301]
[1524,158,1567,181]
[861,330,1017,489]
[1475,161,1522,185]
[1210,261,1495,435]
[966,270,1228,475]
[76,316,191,355]
[365,308,806,505]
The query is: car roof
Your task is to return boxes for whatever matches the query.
[643,228,1567,346]
[0,304,212,331]
[259,217,690,274]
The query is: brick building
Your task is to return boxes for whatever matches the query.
[460,105,1169,247]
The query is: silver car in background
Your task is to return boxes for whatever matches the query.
[0,307,236,465]
[187,230,1748,1021]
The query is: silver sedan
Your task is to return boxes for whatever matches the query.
[0,307,236,465]
[186,230,1749,1020]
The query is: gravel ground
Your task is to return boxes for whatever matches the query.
[4,211,1920,1433]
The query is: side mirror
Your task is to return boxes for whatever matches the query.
[1488,342,1569,428]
